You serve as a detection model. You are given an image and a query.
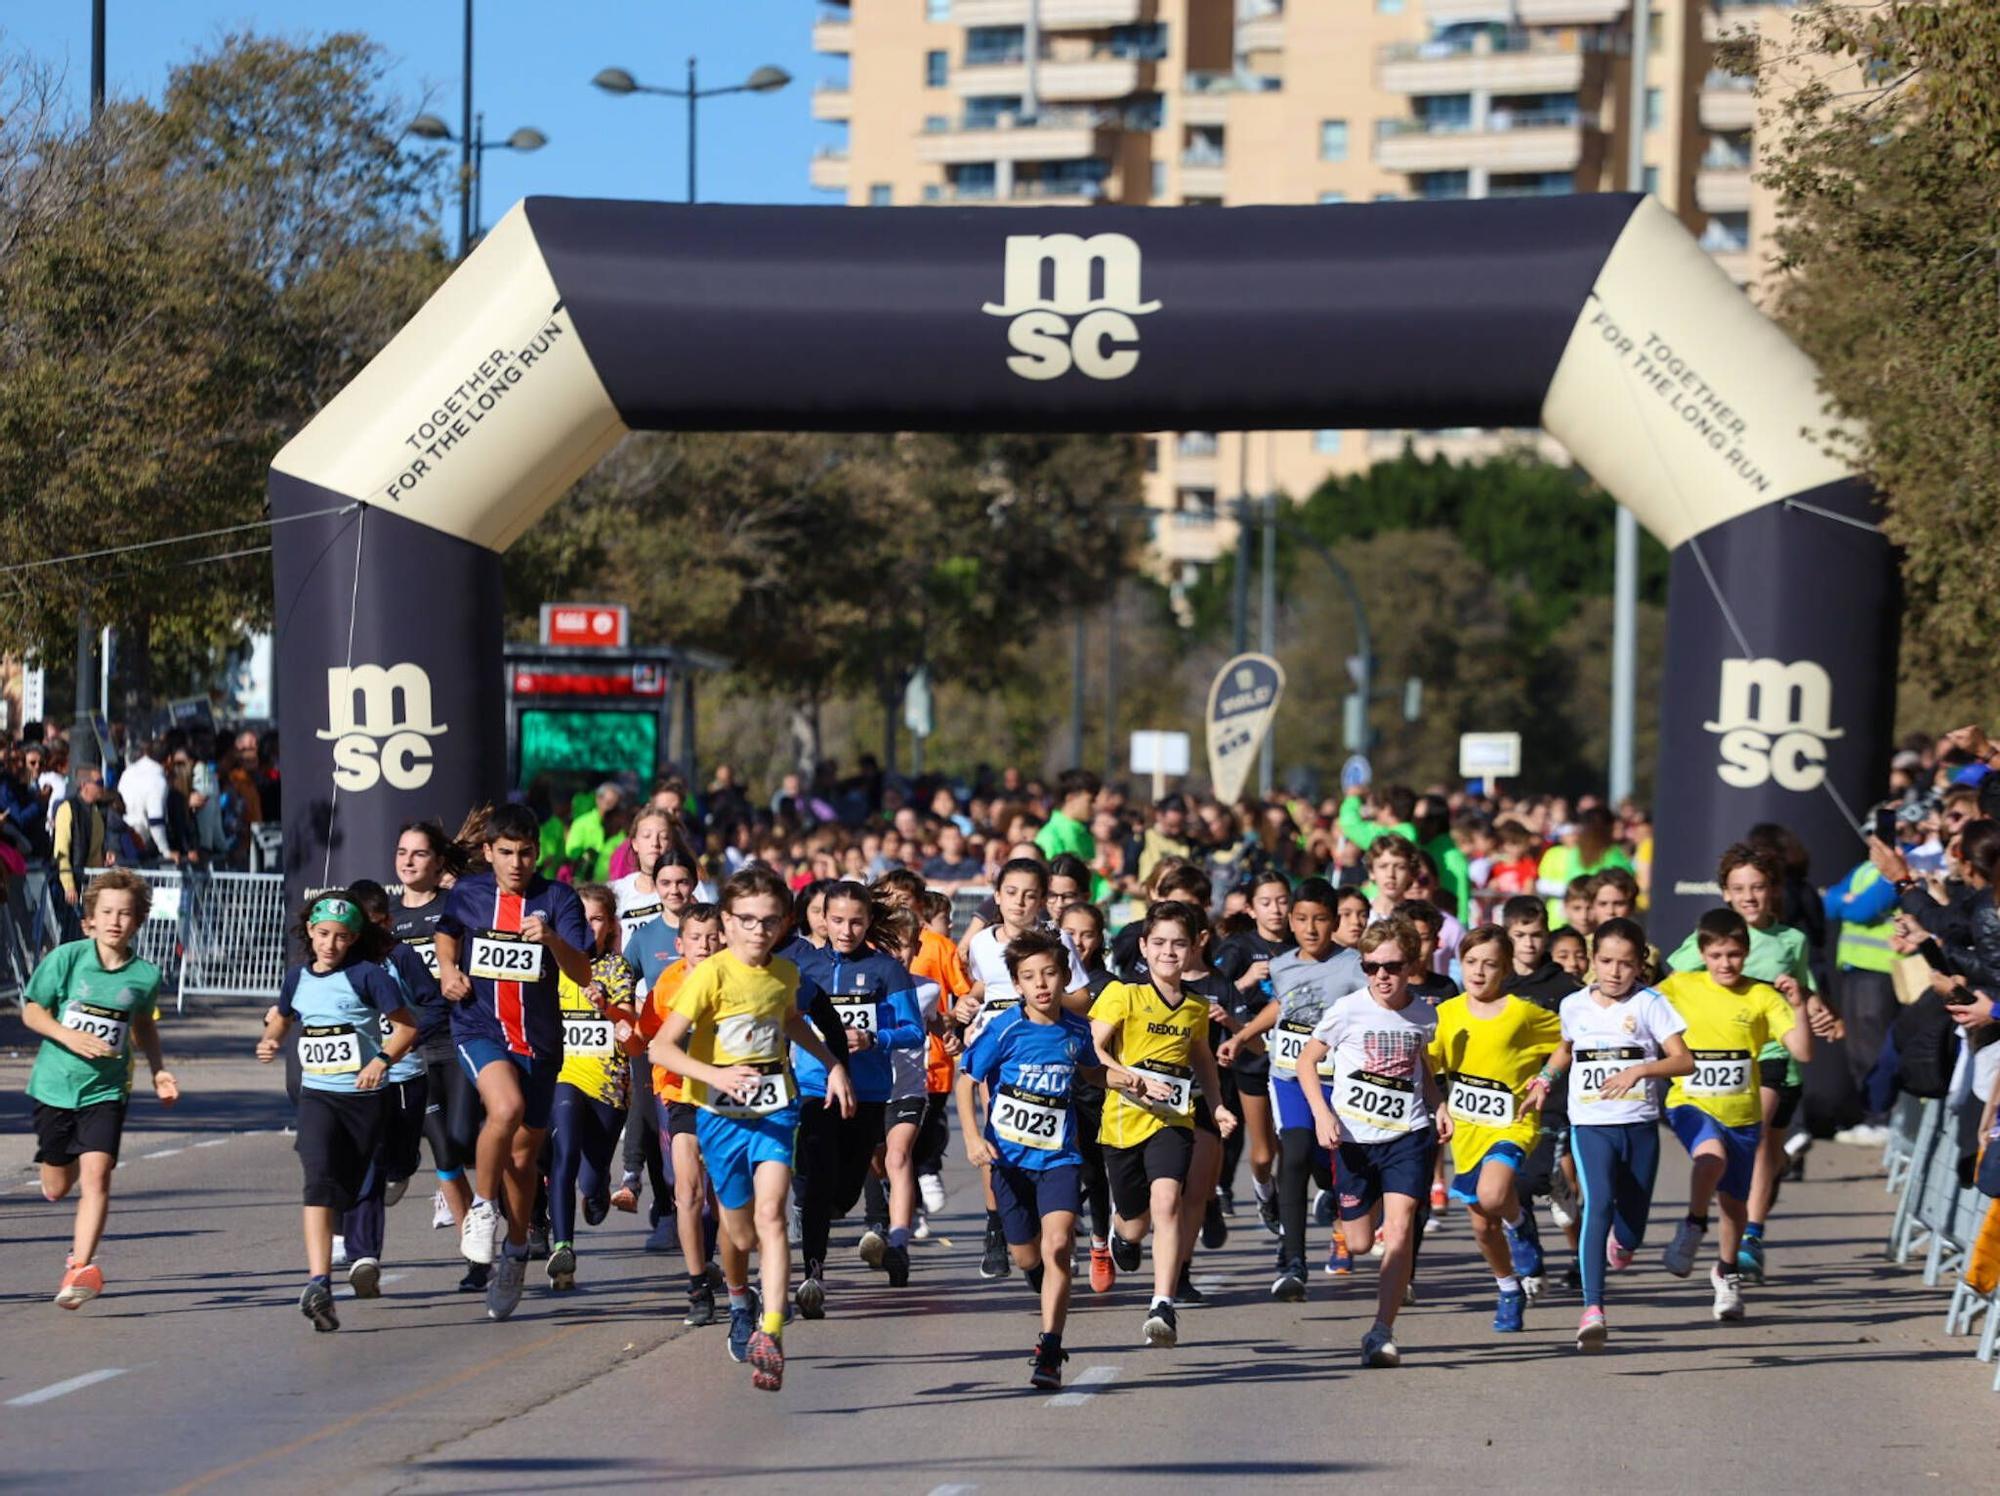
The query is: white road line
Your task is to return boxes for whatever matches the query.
[927,1485,979,1496]
[6,1368,129,1407]
[1047,1365,1118,1407]
[141,1147,185,1159]
[192,1138,229,1148]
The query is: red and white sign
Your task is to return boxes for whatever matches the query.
[539,603,628,648]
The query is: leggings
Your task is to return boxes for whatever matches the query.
[1075,1084,1112,1241]
[1573,1120,1660,1308]
[341,1074,428,1260]
[620,1057,671,1220]
[549,1084,627,1245]
[423,1054,482,1180]
[795,1097,886,1274]
[1277,1126,1335,1266]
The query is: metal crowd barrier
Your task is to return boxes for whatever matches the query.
[1880,1094,2000,1390]
[82,866,287,1007]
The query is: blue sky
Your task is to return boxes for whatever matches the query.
[8,2,828,221]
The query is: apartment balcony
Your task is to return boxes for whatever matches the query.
[1514,0,1629,22]
[1376,111,1590,175]
[1379,33,1597,96]
[942,177,1111,206]
[1699,70,1757,131]
[1366,427,1571,464]
[1237,5,1285,57]
[1154,508,1231,565]
[812,83,851,123]
[809,147,850,192]
[953,49,1152,102]
[1695,160,1752,213]
[1172,437,1219,487]
[918,110,1116,165]
[1425,0,1535,21]
[953,0,1148,26]
[811,14,851,55]
[1178,152,1227,198]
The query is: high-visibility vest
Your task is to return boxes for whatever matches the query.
[1835,864,1899,973]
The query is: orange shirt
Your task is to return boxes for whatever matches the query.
[637,957,695,1103]
[913,926,972,1093]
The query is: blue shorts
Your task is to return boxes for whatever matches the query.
[1270,1072,1332,1133]
[1336,1129,1437,1220]
[694,1104,800,1211]
[458,1038,559,1132]
[1446,1139,1527,1206]
[1666,1105,1761,1202]
[992,1161,1082,1246]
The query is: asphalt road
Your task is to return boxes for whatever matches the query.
[2,1007,1994,1495]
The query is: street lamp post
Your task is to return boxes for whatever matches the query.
[591,59,791,204]
[410,112,547,254]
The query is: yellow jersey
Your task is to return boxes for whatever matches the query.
[1429,994,1563,1173]
[1658,969,1795,1128]
[667,948,801,1116]
[1089,979,1209,1149]
[555,952,638,1106]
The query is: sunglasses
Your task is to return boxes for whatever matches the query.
[1360,959,1407,977]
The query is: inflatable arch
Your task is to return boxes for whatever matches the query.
[270,193,1895,936]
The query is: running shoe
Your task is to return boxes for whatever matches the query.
[1521,1274,1544,1303]
[1142,1300,1179,1348]
[1493,1286,1527,1333]
[583,1188,610,1228]
[457,1263,492,1293]
[431,1190,454,1229]
[858,1227,888,1270]
[1561,1264,1581,1293]
[1024,1263,1045,1297]
[1369,1231,1387,1259]
[1172,1266,1206,1308]
[1360,1325,1400,1368]
[1325,1239,1352,1277]
[980,1222,1011,1280]
[1270,1261,1307,1303]
[609,1177,640,1213]
[884,1243,911,1288]
[685,1281,717,1327]
[384,1176,410,1208]
[1110,1234,1142,1274]
[913,1214,932,1242]
[1606,1239,1635,1273]
[460,1200,502,1265]
[1312,1187,1335,1228]
[347,1257,382,1298]
[748,1329,785,1392]
[1429,1182,1448,1211]
[795,1274,827,1319]
[727,1289,761,1363]
[1662,1219,1704,1279]
[787,1200,802,1245]
[642,1218,676,1253]
[1219,1188,1237,1216]
[526,1226,552,1262]
[486,1254,526,1321]
[54,1256,103,1310]
[1550,1170,1579,1229]
[547,1243,577,1291]
[300,1280,340,1332]
[1710,1263,1745,1321]
[330,1235,349,1268]
[919,1172,948,1215]
[1030,1338,1069,1390]
[1576,1306,1608,1353]
[1089,1244,1116,1293]
[1737,1235,1767,1284]
[1402,1280,1418,1307]
[1201,1195,1228,1249]
[1257,1191,1282,1238]
[1504,1217,1544,1279]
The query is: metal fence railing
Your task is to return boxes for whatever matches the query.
[1880,1094,2000,1390]
[76,867,288,1007]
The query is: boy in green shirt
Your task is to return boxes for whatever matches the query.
[22,868,177,1309]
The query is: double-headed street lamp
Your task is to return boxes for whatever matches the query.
[411,112,547,256]
[592,59,791,204]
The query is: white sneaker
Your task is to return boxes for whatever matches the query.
[918,1174,948,1215]
[486,1253,526,1321]
[460,1200,502,1266]
[913,1213,932,1241]
[1662,1219,1704,1279]
[1360,1325,1400,1368]
[1710,1263,1745,1321]
[432,1190,454,1230]
[330,1235,349,1268]
[1833,1123,1890,1147]
[347,1257,381,1298]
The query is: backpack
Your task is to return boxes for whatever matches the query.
[1893,990,1960,1099]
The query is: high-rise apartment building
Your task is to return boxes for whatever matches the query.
[811,0,1791,575]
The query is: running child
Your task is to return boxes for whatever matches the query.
[1059,900,1119,1292]
[869,904,941,1287]
[871,870,972,1229]
[1210,871,1291,1238]
[22,868,176,1310]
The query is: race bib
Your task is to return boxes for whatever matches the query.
[563,1015,616,1058]
[300,1023,362,1077]
[63,1001,129,1053]
[1338,1069,1415,1132]
[1449,1073,1517,1129]
[1575,1045,1646,1104]
[1129,1060,1193,1118]
[467,933,546,983]
[1270,1019,1333,1078]
[709,1061,795,1119]
[833,1000,878,1035]
[406,937,440,977]
[991,1082,1066,1150]
[1685,1048,1752,1098]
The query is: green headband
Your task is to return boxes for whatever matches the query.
[309,897,365,931]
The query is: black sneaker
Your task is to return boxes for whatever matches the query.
[582,1188,611,1228]
[1270,1261,1307,1302]
[1201,1195,1228,1249]
[1142,1300,1178,1347]
[1173,1265,1206,1308]
[1257,1192,1282,1238]
[546,1243,577,1291]
[684,1281,716,1327]
[1024,1262,1045,1297]
[1030,1338,1069,1390]
[300,1280,339,1332]
[980,1223,1011,1281]
[457,1262,492,1293]
[1562,1263,1582,1293]
[526,1226,552,1262]
[1110,1234,1142,1274]
[884,1242,910,1288]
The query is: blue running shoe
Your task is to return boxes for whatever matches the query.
[1737,1235,1766,1284]
[1493,1286,1527,1333]
[1504,1215,1544,1279]
[1324,1239,1352,1277]
[727,1287,761,1363]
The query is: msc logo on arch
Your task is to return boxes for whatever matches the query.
[1705,657,1843,793]
[321,663,448,793]
[985,232,1159,382]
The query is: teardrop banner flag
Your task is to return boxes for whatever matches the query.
[1207,653,1286,804]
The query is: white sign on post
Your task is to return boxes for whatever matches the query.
[1458,731,1523,780]
[1206,653,1286,805]
[1130,730,1190,801]
[21,663,44,726]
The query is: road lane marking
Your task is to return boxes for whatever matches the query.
[142,1147,185,1159]
[1047,1365,1118,1407]
[193,1138,229,1148]
[927,1484,979,1495]
[7,1368,130,1407]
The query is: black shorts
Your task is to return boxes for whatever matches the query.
[1104,1126,1195,1219]
[663,1099,700,1139]
[1231,1060,1271,1098]
[886,1094,929,1132]
[1759,1057,1804,1130]
[33,1099,127,1165]
[296,1089,385,1212]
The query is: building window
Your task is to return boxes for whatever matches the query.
[925,50,948,87]
[1412,170,1470,200]
[869,184,893,207]
[1642,164,1660,195]
[1318,119,1349,162]
[1377,0,1405,12]
[927,0,952,20]
[1374,191,1402,202]
[1645,86,1663,129]
[1318,190,1348,205]
[1313,429,1343,455]
[923,114,950,133]
[921,183,942,203]
[1143,438,1159,473]
[963,95,1024,128]
[1151,160,1167,197]
[964,26,1025,65]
